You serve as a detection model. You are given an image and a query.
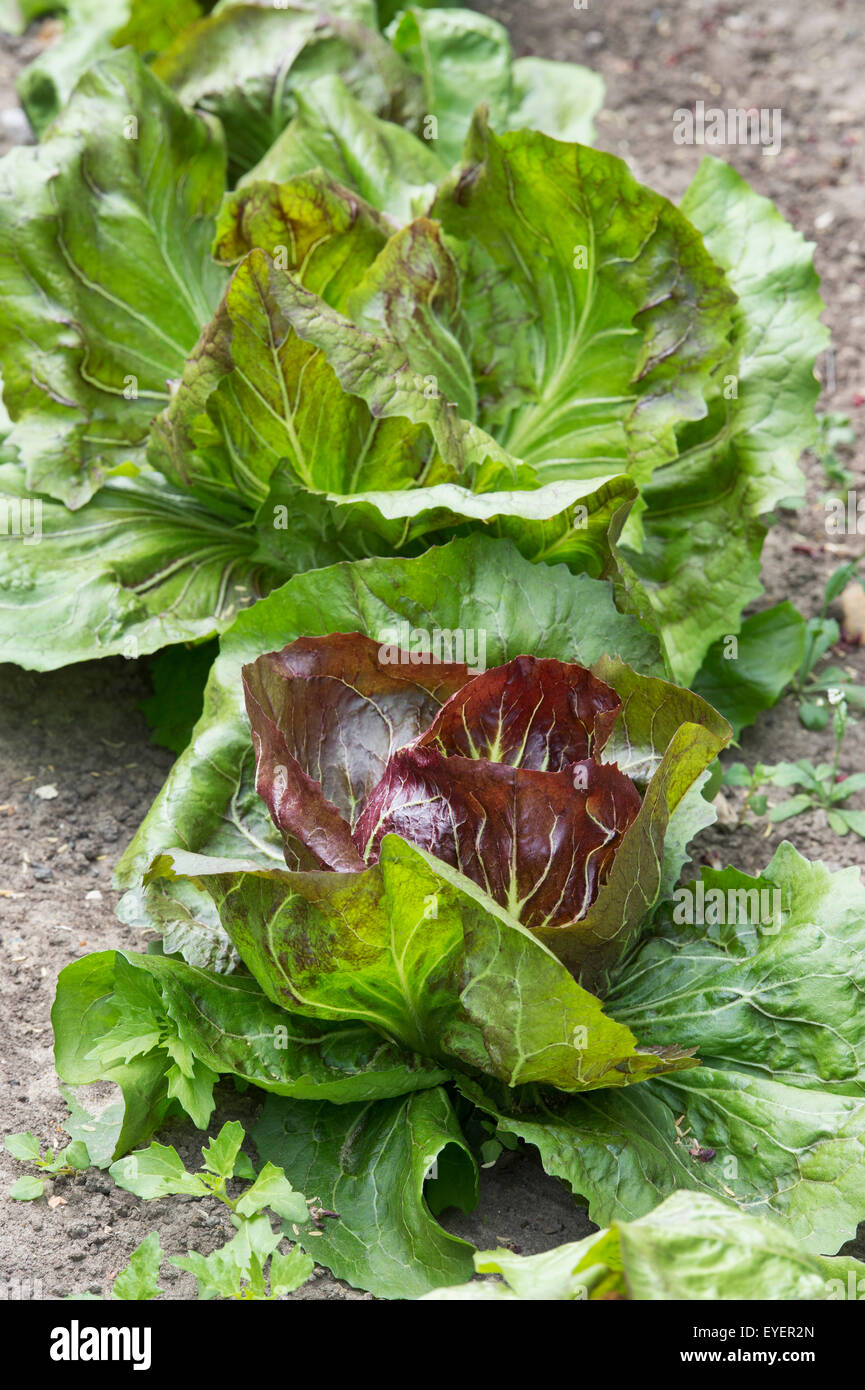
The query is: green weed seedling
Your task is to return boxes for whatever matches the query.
[5,1130,90,1200]
[108,1121,317,1300]
[815,411,856,495]
[724,696,865,840]
[795,562,865,730]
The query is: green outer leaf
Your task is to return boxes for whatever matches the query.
[608,844,865,1096]
[692,601,806,736]
[462,1068,865,1257]
[613,1190,854,1302]
[426,1191,861,1301]
[207,247,512,492]
[386,9,603,164]
[52,954,178,1160]
[253,1086,477,1298]
[508,56,604,147]
[459,846,865,1254]
[115,535,661,958]
[211,165,390,276]
[139,639,220,754]
[149,835,697,1092]
[388,7,514,166]
[0,464,270,669]
[0,49,228,507]
[622,158,828,683]
[53,948,449,1159]
[614,469,767,686]
[327,473,636,577]
[680,156,828,516]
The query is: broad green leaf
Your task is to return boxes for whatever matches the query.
[388,7,513,165]
[325,473,637,576]
[167,240,510,506]
[211,166,389,276]
[622,158,828,682]
[115,877,238,973]
[613,1191,856,1302]
[111,1232,164,1300]
[614,476,767,686]
[150,835,697,1091]
[387,8,604,165]
[53,955,179,1160]
[464,1068,865,1258]
[679,157,828,517]
[425,1191,862,1301]
[692,601,807,736]
[152,2,420,181]
[254,1086,477,1297]
[240,75,446,225]
[432,117,734,488]
[0,49,228,507]
[60,1086,130,1171]
[235,1161,309,1223]
[0,464,272,669]
[566,658,730,988]
[109,1141,210,1199]
[507,56,604,147]
[53,948,449,1161]
[115,535,662,961]
[657,770,718,904]
[16,0,203,137]
[139,639,220,754]
[609,844,865,1096]
[464,845,865,1253]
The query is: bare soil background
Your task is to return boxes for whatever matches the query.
[1,0,863,1301]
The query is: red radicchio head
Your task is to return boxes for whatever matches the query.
[242,633,641,936]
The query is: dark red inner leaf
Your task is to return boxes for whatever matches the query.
[354,745,641,930]
[416,655,621,768]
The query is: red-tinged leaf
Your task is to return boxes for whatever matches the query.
[354,746,641,931]
[416,655,621,768]
[243,632,472,866]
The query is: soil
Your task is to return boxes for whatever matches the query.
[1,0,864,1301]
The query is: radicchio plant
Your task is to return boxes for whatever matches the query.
[243,632,641,947]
